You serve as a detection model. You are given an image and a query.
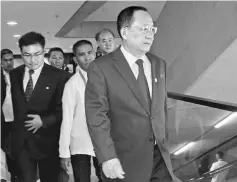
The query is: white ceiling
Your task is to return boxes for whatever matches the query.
[1,1,85,54]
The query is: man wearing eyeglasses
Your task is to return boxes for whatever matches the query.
[85,6,182,182]
[9,31,70,182]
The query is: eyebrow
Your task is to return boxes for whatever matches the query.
[23,50,42,54]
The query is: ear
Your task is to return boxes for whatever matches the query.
[121,27,128,40]
[73,56,77,64]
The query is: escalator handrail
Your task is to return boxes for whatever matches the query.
[173,134,237,172]
[187,159,237,181]
[167,92,237,111]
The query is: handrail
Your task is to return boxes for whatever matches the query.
[187,159,237,182]
[167,92,237,111]
[173,134,237,172]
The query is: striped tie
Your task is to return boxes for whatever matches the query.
[25,69,34,102]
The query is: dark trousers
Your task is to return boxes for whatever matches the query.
[93,157,102,182]
[102,145,172,182]
[16,147,60,182]
[6,154,17,182]
[71,154,91,182]
[150,145,172,182]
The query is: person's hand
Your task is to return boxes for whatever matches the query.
[25,114,43,133]
[102,158,125,179]
[60,158,71,172]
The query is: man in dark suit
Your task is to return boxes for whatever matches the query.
[1,49,14,149]
[10,31,70,182]
[1,48,16,181]
[85,6,182,182]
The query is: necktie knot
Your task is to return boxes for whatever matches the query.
[136,59,144,67]
[29,69,34,76]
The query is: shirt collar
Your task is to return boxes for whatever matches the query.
[25,63,44,75]
[120,45,146,65]
[77,65,87,77]
[2,69,9,77]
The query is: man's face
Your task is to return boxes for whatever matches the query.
[49,51,64,69]
[74,44,95,71]
[98,32,115,54]
[124,10,155,55]
[1,53,14,73]
[21,43,45,70]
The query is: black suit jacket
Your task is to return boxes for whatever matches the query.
[1,70,7,146]
[10,63,70,159]
[85,48,176,182]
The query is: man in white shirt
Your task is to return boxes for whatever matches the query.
[210,151,229,182]
[59,40,96,182]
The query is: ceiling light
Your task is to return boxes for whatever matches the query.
[214,112,237,129]
[174,142,195,155]
[13,35,21,38]
[7,21,18,26]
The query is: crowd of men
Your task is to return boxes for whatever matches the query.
[1,6,183,182]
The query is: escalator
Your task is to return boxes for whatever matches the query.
[166,92,237,182]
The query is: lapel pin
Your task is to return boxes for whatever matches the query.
[160,74,164,78]
[154,78,158,83]
[46,86,49,90]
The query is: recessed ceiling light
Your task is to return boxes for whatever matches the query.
[13,35,21,38]
[7,21,18,26]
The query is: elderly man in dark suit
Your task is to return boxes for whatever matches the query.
[10,31,70,182]
[85,6,182,182]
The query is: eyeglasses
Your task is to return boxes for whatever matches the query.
[22,51,44,60]
[128,26,157,34]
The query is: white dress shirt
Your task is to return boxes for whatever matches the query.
[120,46,152,97]
[23,63,44,91]
[59,67,95,158]
[2,70,14,122]
[210,159,228,182]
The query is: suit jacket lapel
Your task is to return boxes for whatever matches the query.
[13,65,28,107]
[146,53,158,116]
[111,48,150,115]
[29,63,48,102]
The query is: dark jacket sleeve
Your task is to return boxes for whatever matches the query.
[85,61,117,164]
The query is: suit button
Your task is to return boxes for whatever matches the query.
[150,116,153,120]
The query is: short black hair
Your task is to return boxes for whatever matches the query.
[95,28,115,42]
[117,6,147,38]
[48,47,64,58]
[72,40,92,55]
[216,151,224,159]
[1,49,13,59]
[18,31,45,51]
